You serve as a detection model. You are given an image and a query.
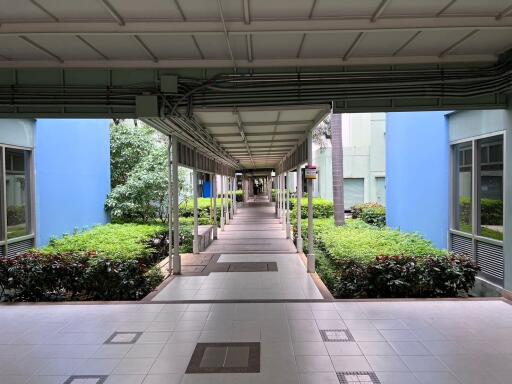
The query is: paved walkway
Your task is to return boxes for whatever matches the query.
[1,300,512,384]
[152,199,322,301]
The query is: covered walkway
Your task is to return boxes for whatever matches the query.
[2,299,512,384]
[152,198,323,301]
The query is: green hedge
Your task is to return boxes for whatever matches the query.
[351,202,386,227]
[293,218,477,298]
[290,198,334,219]
[179,197,231,221]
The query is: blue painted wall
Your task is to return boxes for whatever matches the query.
[35,119,110,246]
[386,112,449,249]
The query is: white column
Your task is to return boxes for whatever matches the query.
[307,131,315,273]
[192,166,199,254]
[268,175,272,202]
[220,175,225,231]
[275,175,279,215]
[212,174,218,239]
[167,137,172,274]
[225,176,230,224]
[171,135,180,274]
[296,165,303,252]
[232,176,236,214]
[286,171,291,239]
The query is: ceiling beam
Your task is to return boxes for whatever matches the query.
[204,120,314,127]
[174,0,186,21]
[496,4,512,20]
[133,35,159,62]
[436,0,457,17]
[217,0,237,72]
[218,138,299,144]
[438,29,479,57]
[214,130,306,137]
[308,0,318,19]
[343,32,364,61]
[76,35,109,59]
[30,0,59,22]
[2,17,512,35]
[18,36,63,63]
[243,0,251,24]
[98,0,125,26]
[371,0,390,22]
[246,34,253,62]
[392,31,421,56]
[234,109,255,167]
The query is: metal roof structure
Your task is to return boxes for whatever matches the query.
[1,0,512,170]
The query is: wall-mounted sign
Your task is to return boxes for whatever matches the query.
[305,165,317,180]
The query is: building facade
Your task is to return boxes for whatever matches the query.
[0,119,110,256]
[386,109,511,292]
[314,113,386,208]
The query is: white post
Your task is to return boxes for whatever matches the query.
[167,137,172,274]
[221,175,225,231]
[232,176,236,214]
[192,166,199,254]
[282,174,286,228]
[171,135,180,274]
[275,175,278,215]
[307,131,315,273]
[225,176,230,224]
[286,171,291,239]
[296,165,303,252]
[212,174,218,239]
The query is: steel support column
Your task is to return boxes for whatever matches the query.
[225,176,230,224]
[192,164,199,254]
[171,135,181,274]
[307,131,315,273]
[220,175,225,230]
[212,174,218,239]
[286,171,291,239]
[296,165,303,252]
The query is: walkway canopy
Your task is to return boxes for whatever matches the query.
[1,1,512,274]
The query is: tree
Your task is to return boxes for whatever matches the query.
[313,114,345,226]
[330,114,345,226]
[109,121,154,188]
[105,121,189,223]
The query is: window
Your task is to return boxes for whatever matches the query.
[1,146,32,240]
[478,135,503,240]
[451,134,504,241]
[454,142,472,234]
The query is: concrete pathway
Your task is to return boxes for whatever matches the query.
[152,199,322,301]
[2,300,512,384]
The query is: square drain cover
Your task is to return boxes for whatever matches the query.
[186,342,260,373]
[63,375,108,384]
[320,329,355,342]
[104,331,142,344]
[337,371,381,384]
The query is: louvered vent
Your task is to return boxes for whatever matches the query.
[451,234,473,258]
[476,241,504,285]
[7,239,34,257]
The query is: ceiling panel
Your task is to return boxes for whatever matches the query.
[179,0,242,21]
[0,37,50,60]
[395,30,471,57]
[194,35,231,59]
[0,0,52,21]
[109,0,182,20]
[30,36,105,60]
[313,0,380,18]
[252,34,304,59]
[141,35,201,59]
[450,30,512,55]
[38,0,110,20]
[300,32,360,58]
[443,0,510,16]
[240,110,280,122]
[352,31,415,57]
[381,0,448,17]
[250,0,313,19]
[81,36,148,60]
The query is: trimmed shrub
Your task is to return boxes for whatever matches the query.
[290,198,334,219]
[180,198,231,221]
[292,218,477,298]
[351,202,386,227]
[0,251,163,301]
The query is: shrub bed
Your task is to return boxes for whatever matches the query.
[294,218,478,298]
[179,197,231,221]
[0,223,183,302]
[351,202,386,227]
[290,197,334,219]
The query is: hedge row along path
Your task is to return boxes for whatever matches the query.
[151,195,325,301]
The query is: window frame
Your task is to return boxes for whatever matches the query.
[450,131,506,245]
[0,143,35,248]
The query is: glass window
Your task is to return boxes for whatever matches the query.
[5,148,29,239]
[454,142,472,234]
[478,135,503,240]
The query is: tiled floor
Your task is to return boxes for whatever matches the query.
[152,201,323,301]
[1,300,512,383]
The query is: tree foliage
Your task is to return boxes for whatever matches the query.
[312,115,331,150]
[105,121,189,223]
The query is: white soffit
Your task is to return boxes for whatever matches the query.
[0,1,511,67]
